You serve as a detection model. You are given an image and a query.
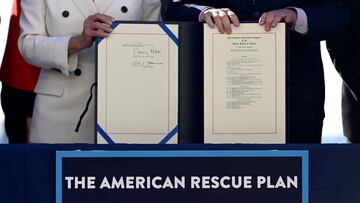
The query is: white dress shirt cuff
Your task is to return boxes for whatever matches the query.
[199,7,212,22]
[290,7,309,35]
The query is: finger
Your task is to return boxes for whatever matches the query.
[272,14,283,27]
[264,12,276,31]
[101,13,116,22]
[97,29,112,37]
[85,22,112,36]
[93,22,113,33]
[284,9,298,25]
[284,15,294,24]
[219,10,232,34]
[86,30,110,38]
[91,13,114,25]
[204,13,215,28]
[227,10,240,27]
[212,12,225,33]
[259,12,268,25]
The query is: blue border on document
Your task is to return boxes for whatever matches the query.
[56,150,308,203]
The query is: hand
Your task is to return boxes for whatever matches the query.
[259,9,297,31]
[200,8,240,34]
[80,13,115,48]
[68,13,115,55]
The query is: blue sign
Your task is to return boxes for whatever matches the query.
[56,150,308,203]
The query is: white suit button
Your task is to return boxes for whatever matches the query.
[74,69,82,76]
[121,6,128,13]
[62,10,70,18]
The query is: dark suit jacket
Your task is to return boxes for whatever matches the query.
[327,0,360,142]
[160,0,168,20]
[166,0,350,143]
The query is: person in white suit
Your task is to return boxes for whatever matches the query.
[18,0,162,143]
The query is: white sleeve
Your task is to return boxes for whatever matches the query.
[18,0,78,76]
[291,7,309,35]
[142,0,161,21]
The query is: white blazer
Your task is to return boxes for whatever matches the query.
[18,0,161,143]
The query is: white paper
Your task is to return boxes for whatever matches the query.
[97,23,178,144]
[204,23,286,143]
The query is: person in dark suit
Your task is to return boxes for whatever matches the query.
[165,0,350,143]
[327,0,360,143]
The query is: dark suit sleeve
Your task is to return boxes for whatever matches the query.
[326,0,360,99]
[301,0,350,43]
[165,0,209,21]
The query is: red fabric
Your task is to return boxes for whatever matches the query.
[0,0,40,92]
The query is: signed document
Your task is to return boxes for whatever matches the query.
[204,23,287,143]
[97,23,178,144]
